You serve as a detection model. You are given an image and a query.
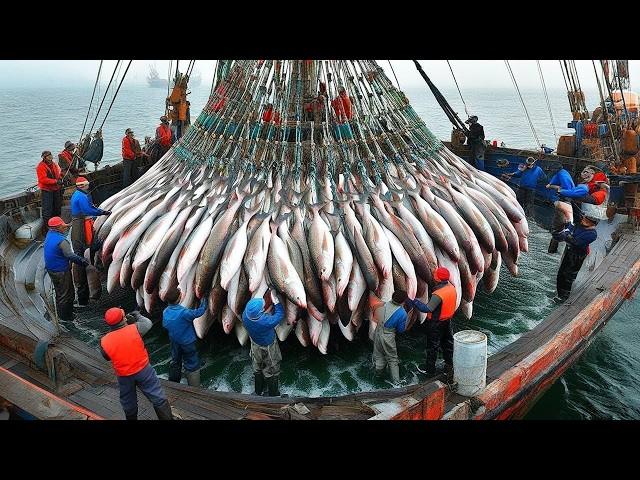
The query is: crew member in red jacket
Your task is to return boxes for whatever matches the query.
[58,140,79,183]
[155,115,173,158]
[122,128,142,188]
[36,150,63,234]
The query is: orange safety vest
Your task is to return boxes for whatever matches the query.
[432,283,457,321]
[100,324,150,377]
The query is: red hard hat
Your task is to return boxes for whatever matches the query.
[75,176,89,185]
[104,307,125,326]
[47,216,67,228]
[434,267,450,282]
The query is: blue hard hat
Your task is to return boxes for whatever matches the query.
[245,298,265,320]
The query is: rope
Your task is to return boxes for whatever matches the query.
[88,60,121,135]
[98,60,133,131]
[446,60,470,118]
[612,61,630,124]
[413,60,469,135]
[592,60,620,164]
[79,60,103,143]
[505,60,541,147]
[167,60,173,100]
[387,60,401,90]
[536,60,558,143]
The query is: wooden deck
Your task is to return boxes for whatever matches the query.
[0,322,435,420]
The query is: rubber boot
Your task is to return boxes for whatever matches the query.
[168,362,182,383]
[186,370,201,387]
[444,364,454,381]
[254,372,265,396]
[153,400,174,421]
[374,368,385,380]
[125,408,138,421]
[389,364,400,385]
[266,375,280,397]
[548,238,559,254]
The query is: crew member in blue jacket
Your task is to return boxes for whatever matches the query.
[242,290,285,396]
[44,216,89,321]
[70,176,110,305]
[503,157,548,216]
[552,210,599,300]
[546,165,576,253]
[162,289,208,387]
[370,290,412,385]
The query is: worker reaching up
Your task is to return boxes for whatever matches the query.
[241,291,285,397]
[162,289,208,388]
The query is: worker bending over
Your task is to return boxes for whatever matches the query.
[100,307,175,420]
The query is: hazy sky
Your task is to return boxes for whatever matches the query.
[0,60,638,91]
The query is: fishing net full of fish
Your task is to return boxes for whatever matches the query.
[93,60,529,354]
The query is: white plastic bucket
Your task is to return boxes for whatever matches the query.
[453,330,487,396]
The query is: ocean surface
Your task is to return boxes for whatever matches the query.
[2,80,639,419]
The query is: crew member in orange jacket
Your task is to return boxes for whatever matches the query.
[100,307,175,420]
[155,115,173,158]
[36,150,63,233]
[122,128,143,188]
[408,267,458,377]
